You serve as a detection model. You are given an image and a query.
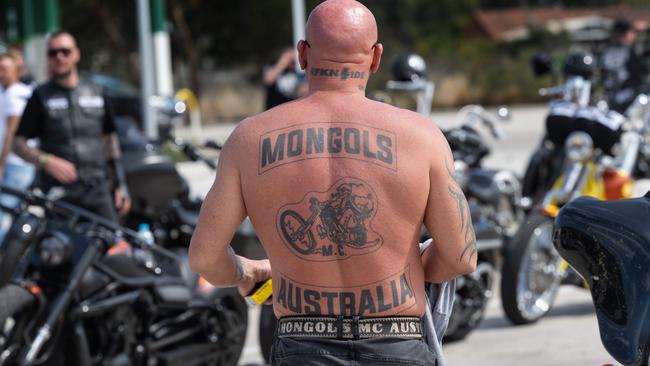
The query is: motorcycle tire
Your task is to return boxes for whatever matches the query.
[444,261,495,342]
[0,284,37,365]
[501,212,563,325]
[259,304,277,364]
[210,288,248,366]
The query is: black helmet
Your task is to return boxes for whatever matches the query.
[391,54,427,82]
[563,52,596,79]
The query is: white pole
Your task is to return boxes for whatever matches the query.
[153,32,174,95]
[291,0,306,73]
[136,0,158,140]
[24,35,48,83]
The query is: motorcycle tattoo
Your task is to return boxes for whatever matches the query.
[277,178,383,261]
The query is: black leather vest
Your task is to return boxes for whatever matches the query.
[37,80,108,183]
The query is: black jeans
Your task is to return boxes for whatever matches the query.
[50,178,118,222]
[271,337,437,366]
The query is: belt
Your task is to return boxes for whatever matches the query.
[277,316,423,339]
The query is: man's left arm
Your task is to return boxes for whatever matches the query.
[188,128,270,294]
[101,95,131,215]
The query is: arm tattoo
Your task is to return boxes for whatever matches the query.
[228,247,245,284]
[445,160,477,263]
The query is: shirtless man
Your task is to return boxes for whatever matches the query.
[189,1,476,364]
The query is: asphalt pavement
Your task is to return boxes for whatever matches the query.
[176,104,626,366]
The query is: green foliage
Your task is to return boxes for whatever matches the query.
[54,0,646,106]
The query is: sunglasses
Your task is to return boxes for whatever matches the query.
[47,48,72,58]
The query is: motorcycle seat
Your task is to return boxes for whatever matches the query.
[554,194,650,366]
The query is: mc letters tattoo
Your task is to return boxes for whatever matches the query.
[277,177,383,261]
[258,122,396,174]
[275,268,416,316]
[310,67,365,80]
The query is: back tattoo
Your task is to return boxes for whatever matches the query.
[277,177,383,261]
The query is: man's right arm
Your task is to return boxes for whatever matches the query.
[14,91,78,184]
[421,127,477,283]
[14,92,44,166]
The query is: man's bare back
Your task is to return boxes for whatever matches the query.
[230,92,446,317]
[188,0,476,322]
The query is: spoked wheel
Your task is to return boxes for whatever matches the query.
[0,284,37,366]
[209,289,248,366]
[280,211,316,255]
[501,212,564,325]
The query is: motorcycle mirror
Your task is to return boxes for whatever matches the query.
[530,53,553,77]
[497,106,511,121]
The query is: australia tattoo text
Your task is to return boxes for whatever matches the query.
[445,159,477,263]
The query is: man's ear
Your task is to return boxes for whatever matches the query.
[370,43,383,74]
[297,40,308,70]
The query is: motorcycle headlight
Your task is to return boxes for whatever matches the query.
[565,131,593,162]
[39,232,73,268]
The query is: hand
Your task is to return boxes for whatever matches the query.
[114,187,132,216]
[45,156,78,184]
[237,258,272,299]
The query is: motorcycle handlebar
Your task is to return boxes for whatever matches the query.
[0,185,178,259]
[457,105,506,140]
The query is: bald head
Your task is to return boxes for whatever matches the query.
[305,0,378,61]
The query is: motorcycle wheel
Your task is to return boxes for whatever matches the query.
[258,304,276,364]
[210,289,248,366]
[0,284,37,365]
[501,212,564,325]
[444,261,495,342]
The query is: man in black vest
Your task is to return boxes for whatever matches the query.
[599,19,649,113]
[14,31,131,221]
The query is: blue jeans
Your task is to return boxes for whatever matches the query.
[0,163,35,241]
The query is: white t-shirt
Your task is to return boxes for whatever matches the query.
[0,82,32,165]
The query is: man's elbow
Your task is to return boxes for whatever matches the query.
[458,257,477,276]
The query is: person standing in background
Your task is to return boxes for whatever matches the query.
[0,54,34,239]
[599,19,649,113]
[7,46,34,86]
[263,48,308,110]
[14,31,131,221]
[0,54,34,196]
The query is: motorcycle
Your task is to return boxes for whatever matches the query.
[554,193,650,366]
[428,104,523,341]
[500,92,650,325]
[0,186,248,365]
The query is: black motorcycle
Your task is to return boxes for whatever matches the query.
[0,186,247,366]
[554,193,650,366]
[431,105,523,341]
